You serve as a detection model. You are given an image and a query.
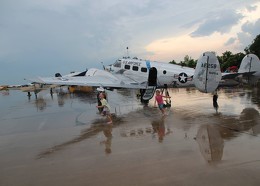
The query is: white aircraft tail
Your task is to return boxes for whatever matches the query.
[238,54,260,75]
[194,52,222,93]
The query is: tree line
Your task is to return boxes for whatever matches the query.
[169,34,260,72]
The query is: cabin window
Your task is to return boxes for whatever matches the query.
[125,65,130,70]
[132,66,139,71]
[163,70,167,74]
[141,67,147,72]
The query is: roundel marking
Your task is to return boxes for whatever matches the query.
[178,72,188,83]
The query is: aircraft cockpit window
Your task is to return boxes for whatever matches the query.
[125,65,130,70]
[141,67,147,72]
[113,61,122,68]
[132,66,138,71]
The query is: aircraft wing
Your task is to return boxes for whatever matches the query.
[221,71,256,79]
[33,68,147,89]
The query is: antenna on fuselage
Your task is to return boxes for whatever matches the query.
[101,62,105,70]
[126,47,129,58]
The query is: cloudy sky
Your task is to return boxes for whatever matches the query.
[1,0,260,84]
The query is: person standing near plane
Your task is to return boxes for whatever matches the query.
[154,90,171,116]
[96,92,113,124]
[97,87,108,115]
[212,90,219,113]
[97,87,105,114]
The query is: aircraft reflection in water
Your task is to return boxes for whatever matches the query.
[37,123,114,159]
[196,125,224,163]
[36,105,260,160]
[36,107,172,158]
[0,89,9,96]
[28,87,75,111]
[35,87,260,159]
[29,87,98,111]
[247,87,260,108]
[195,107,260,163]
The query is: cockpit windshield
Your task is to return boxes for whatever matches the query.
[113,60,122,68]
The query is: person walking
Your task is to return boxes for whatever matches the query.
[154,90,171,116]
[97,87,105,114]
[96,92,113,124]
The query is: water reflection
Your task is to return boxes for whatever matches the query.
[196,107,260,163]
[1,90,9,96]
[37,123,104,159]
[34,98,47,111]
[37,116,121,159]
[56,90,97,106]
[217,107,260,138]
[28,89,98,111]
[151,117,172,143]
[196,124,224,163]
[238,108,260,135]
[100,125,113,154]
[221,87,260,110]
[250,87,260,108]
[120,126,153,138]
[31,87,260,160]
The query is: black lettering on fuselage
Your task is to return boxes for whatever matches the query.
[123,61,141,66]
[201,63,217,69]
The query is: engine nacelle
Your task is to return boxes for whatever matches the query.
[85,68,118,81]
[55,73,62,77]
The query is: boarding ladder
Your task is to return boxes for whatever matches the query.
[142,86,156,101]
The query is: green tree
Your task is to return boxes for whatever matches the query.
[169,59,177,64]
[218,51,245,71]
[245,34,260,59]
[181,55,197,68]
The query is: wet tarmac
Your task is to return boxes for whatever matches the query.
[0,87,260,186]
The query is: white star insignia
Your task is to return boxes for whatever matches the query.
[179,74,187,82]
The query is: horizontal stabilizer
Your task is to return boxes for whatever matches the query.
[221,73,240,79]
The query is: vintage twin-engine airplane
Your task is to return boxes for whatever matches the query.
[31,52,260,101]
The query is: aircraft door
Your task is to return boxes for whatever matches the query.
[140,67,157,102]
[148,67,157,86]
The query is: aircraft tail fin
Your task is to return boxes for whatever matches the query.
[193,52,222,93]
[238,54,260,75]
